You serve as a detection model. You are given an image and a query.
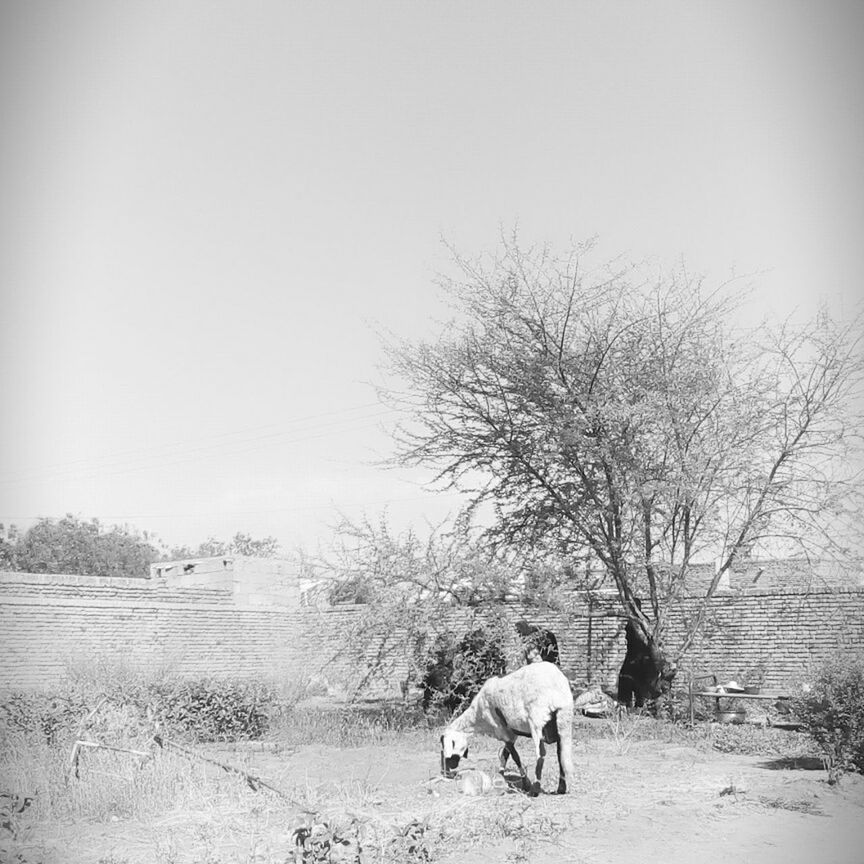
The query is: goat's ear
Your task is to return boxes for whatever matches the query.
[464,747,469,759]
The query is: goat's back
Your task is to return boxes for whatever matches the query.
[478,661,572,730]
[493,660,571,694]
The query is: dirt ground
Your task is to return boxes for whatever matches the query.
[15,721,864,864]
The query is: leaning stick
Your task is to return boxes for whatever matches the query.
[67,695,111,782]
[152,734,316,813]
[67,740,81,782]
[76,740,151,757]
[67,738,150,782]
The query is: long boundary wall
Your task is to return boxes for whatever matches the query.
[2,565,863,694]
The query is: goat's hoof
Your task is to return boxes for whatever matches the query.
[529,782,540,798]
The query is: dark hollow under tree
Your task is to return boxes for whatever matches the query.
[617,611,676,708]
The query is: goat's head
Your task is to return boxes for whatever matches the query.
[439,729,469,778]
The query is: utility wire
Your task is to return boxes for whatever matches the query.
[0,489,467,524]
[0,401,390,478]
[0,403,399,485]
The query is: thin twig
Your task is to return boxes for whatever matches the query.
[75,695,109,740]
[152,734,317,814]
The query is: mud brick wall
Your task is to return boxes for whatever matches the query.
[297,588,864,695]
[664,587,864,688]
[0,570,312,690]
[311,600,628,697]
[2,565,863,695]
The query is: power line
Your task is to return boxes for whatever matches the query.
[0,403,400,485]
[1,401,392,478]
[0,490,467,523]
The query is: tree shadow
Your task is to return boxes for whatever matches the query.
[757,756,824,771]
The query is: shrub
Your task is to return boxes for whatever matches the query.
[0,689,90,744]
[148,678,276,742]
[420,626,507,716]
[1,675,296,746]
[791,651,864,783]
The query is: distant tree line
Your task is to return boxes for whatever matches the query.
[0,515,279,578]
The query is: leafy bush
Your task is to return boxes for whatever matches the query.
[420,626,507,715]
[147,678,277,742]
[792,651,864,783]
[1,675,292,746]
[0,689,90,744]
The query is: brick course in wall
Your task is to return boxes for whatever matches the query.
[2,564,863,695]
[664,587,864,688]
[0,571,235,604]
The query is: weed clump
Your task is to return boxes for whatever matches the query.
[0,690,90,745]
[1,672,310,746]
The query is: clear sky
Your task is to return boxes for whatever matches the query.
[2,1,862,556]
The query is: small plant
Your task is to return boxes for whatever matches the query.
[707,723,792,756]
[758,795,822,815]
[606,708,644,755]
[388,819,432,863]
[791,651,864,783]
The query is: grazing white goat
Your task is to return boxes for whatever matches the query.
[439,661,575,796]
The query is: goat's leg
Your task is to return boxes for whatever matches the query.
[555,709,575,794]
[555,738,568,794]
[533,739,547,797]
[527,731,543,797]
[499,745,509,774]
[502,740,530,792]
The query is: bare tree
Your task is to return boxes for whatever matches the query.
[382,236,863,697]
